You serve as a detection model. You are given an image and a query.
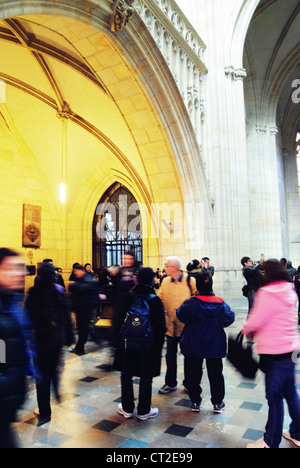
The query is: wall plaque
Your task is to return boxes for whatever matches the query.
[22,204,41,248]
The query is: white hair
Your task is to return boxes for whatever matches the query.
[166,256,182,270]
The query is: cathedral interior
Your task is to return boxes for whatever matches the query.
[0,0,300,449]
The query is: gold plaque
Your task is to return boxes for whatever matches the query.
[22,204,41,248]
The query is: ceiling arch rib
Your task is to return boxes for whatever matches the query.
[0,72,58,110]
[260,1,300,114]
[0,15,128,170]
[1,18,109,100]
[244,0,300,148]
[0,69,152,207]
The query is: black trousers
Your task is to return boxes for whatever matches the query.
[121,372,153,416]
[185,356,225,406]
[75,308,92,353]
[36,348,61,418]
[165,335,187,387]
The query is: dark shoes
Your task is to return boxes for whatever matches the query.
[37,415,51,427]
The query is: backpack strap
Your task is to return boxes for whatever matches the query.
[146,293,157,301]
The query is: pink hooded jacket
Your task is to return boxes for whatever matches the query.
[242,281,300,355]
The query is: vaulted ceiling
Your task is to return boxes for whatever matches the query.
[0,16,110,134]
[244,0,300,151]
[0,15,150,208]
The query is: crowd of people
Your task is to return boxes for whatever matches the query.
[241,256,300,319]
[0,248,300,449]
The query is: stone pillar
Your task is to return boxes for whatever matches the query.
[204,65,252,268]
[283,148,300,263]
[202,71,251,305]
[247,124,284,258]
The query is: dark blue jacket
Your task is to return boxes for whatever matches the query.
[177,293,235,359]
[0,289,38,423]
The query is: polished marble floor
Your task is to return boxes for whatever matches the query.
[15,311,299,449]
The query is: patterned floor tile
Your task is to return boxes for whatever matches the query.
[92,420,121,432]
[243,428,265,441]
[13,311,300,449]
[39,432,71,447]
[79,377,99,383]
[117,438,149,448]
[239,402,263,411]
[164,424,194,438]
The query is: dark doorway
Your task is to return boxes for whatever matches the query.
[93,183,143,270]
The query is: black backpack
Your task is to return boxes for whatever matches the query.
[120,293,156,351]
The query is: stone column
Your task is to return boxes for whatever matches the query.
[247,124,284,258]
[283,148,300,262]
[204,64,252,266]
[201,58,252,306]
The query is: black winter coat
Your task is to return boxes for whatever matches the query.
[70,276,100,313]
[26,284,74,352]
[114,285,166,378]
[0,290,27,423]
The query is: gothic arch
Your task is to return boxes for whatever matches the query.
[225,0,260,69]
[92,182,143,269]
[243,0,300,261]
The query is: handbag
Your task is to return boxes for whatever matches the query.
[242,284,249,298]
[227,331,259,380]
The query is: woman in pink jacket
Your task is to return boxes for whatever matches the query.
[243,259,300,449]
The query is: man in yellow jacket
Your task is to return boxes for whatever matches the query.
[158,256,197,394]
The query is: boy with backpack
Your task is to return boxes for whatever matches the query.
[114,268,166,420]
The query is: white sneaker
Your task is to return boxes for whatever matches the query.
[137,408,159,421]
[117,403,134,419]
[246,437,270,449]
[283,431,300,447]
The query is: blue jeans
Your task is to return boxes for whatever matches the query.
[264,357,300,448]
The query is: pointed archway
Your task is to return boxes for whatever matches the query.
[93,183,143,269]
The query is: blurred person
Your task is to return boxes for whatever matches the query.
[68,262,80,284]
[154,268,163,290]
[26,263,74,426]
[241,255,264,313]
[155,268,163,282]
[109,252,141,346]
[243,259,300,449]
[280,257,288,268]
[177,270,235,413]
[114,268,166,420]
[158,256,197,394]
[294,266,300,322]
[34,259,55,286]
[201,257,215,277]
[70,265,100,355]
[85,263,95,280]
[186,259,201,280]
[287,261,297,283]
[0,248,37,448]
[56,267,66,290]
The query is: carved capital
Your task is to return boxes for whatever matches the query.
[256,125,267,134]
[225,65,247,81]
[269,126,278,136]
[111,0,135,32]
